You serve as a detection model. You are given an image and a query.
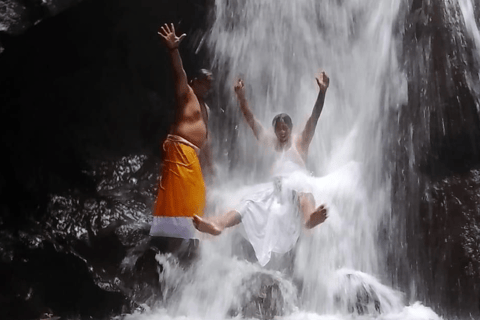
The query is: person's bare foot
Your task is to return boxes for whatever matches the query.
[305,204,328,229]
[193,215,222,235]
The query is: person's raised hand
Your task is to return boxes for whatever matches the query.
[234,78,246,99]
[158,23,186,50]
[316,71,329,93]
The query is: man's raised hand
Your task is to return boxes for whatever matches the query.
[158,23,186,50]
[234,78,246,99]
[316,71,330,94]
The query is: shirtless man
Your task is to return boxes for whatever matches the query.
[149,23,213,259]
[193,73,330,266]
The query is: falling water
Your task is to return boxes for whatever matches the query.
[122,0,480,319]
[206,0,406,313]
[459,0,480,58]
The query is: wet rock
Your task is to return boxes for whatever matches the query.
[333,269,403,316]
[229,271,297,320]
[0,0,211,318]
[0,0,211,230]
[386,0,480,317]
[334,273,381,315]
[418,170,480,314]
[0,241,131,320]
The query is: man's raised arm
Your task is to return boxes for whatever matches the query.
[299,72,330,152]
[158,23,189,99]
[234,78,266,141]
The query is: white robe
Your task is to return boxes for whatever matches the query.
[236,145,311,266]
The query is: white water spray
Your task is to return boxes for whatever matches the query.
[207,0,406,313]
[458,0,480,55]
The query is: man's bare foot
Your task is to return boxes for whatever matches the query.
[305,204,328,229]
[193,215,222,235]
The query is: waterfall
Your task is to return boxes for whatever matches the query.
[207,0,406,313]
[123,0,480,318]
[458,0,480,58]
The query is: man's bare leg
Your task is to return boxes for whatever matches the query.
[298,192,328,229]
[193,210,242,236]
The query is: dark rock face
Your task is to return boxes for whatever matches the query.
[0,0,211,227]
[0,0,74,35]
[386,0,480,318]
[0,0,212,318]
[0,154,161,319]
[0,242,131,320]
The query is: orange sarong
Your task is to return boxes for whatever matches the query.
[153,135,206,218]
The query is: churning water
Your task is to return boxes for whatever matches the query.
[122,0,480,319]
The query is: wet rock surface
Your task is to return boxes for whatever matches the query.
[0,241,130,320]
[0,0,211,230]
[386,0,480,317]
[229,271,297,320]
[0,155,160,319]
[0,0,211,317]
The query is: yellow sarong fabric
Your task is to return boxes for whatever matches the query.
[153,136,206,218]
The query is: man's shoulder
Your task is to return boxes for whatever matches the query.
[177,86,197,103]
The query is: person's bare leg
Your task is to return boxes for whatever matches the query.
[298,192,328,229]
[193,210,242,236]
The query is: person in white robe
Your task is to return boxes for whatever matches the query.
[193,72,330,266]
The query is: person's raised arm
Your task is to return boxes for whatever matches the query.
[234,78,266,141]
[158,23,189,99]
[298,72,329,153]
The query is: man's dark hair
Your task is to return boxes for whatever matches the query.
[193,68,213,81]
[272,113,293,129]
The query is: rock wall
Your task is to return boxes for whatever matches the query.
[0,0,211,318]
[387,0,480,317]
